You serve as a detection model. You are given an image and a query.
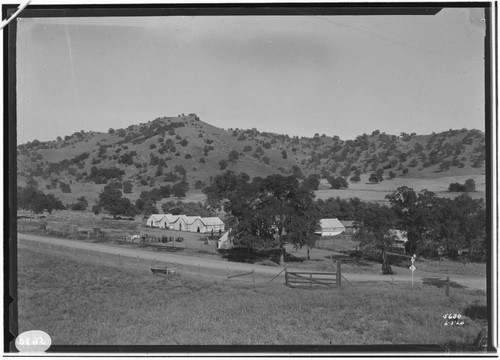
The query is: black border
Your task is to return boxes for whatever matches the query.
[4,2,18,355]
[3,1,496,355]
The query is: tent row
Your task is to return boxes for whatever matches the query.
[146,214,225,234]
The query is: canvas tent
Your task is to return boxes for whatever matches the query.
[217,231,233,249]
[146,214,167,228]
[169,215,199,231]
[316,218,345,237]
[200,217,225,233]
[187,217,225,233]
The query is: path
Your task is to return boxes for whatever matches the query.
[17,233,487,290]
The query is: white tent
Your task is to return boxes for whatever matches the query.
[217,231,233,249]
[146,214,166,228]
[201,217,225,233]
[316,218,345,237]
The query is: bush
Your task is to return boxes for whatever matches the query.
[123,181,133,194]
[449,182,466,192]
[349,174,361,183]
[228,150,239,162]
[464,179,476,192]
[328,176,348,189]
[219,159,228,170]
[195,180,206,189]
[59,182,71,193]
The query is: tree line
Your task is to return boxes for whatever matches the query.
[204,171,487,266]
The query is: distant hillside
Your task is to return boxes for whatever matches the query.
[16,114,485,205]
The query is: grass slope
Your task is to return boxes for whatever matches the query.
[18,246,487,347]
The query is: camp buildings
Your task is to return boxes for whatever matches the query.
[146,214,225,234]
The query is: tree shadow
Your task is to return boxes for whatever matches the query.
[218,248,304,264]
[464,304,488,320]
[421,277,466,289]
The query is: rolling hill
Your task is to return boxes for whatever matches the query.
[16,114,486,206]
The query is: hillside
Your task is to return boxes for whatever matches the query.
[16,114,486,206]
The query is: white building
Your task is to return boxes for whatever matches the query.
[315,218,345,237]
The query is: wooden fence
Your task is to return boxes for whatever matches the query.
[285,260,341,288]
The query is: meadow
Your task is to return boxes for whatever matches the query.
[18,246,487,348]
[316,174,486,203]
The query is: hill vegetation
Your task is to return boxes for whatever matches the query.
[16,114,485,209]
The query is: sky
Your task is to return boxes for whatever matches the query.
[16,7,486,143]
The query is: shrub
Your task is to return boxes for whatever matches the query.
[464,179,476,192]
[328,176,348,189]
[349,174,361,183]
[219,159,228,170]
[123,181,133,194]
[228,150,239,162]
[195,180,206,189]
[59,182,71,193]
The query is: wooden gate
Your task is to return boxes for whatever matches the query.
[285,260,341,288]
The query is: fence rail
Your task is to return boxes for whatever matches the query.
[285,260,341,288]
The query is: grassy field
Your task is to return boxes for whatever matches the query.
[316,174,486,203]
[18,246,487,347]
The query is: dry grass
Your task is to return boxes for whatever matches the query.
[316,174,486,203]
[18,246,487,347]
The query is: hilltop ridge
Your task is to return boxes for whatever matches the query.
[17,114,486,205]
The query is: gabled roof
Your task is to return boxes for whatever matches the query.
[147,214,166,221]
[164,214,181,223]
[319,218,346,229]
[200,217,224,226]
[183,216,201,224]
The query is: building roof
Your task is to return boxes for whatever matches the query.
[340,220,358,228]
[319,218,346,230]
[200,217,224,226]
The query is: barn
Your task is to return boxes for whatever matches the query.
[316,218,345,237]
[146,214,167,228]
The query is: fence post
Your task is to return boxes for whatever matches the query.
[336,259,341,288]
[285,269,288,286]
[310,273,312,287]
[446,277,450,297]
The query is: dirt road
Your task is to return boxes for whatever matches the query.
[17,233,487,290]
